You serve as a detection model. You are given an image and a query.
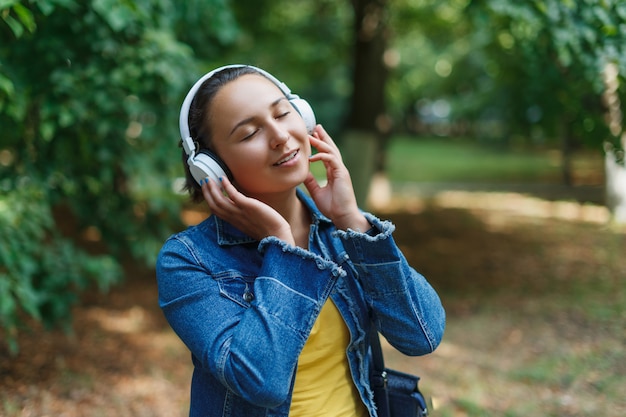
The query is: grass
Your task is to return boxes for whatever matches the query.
[340,135,603,185]
[385,136,566,183]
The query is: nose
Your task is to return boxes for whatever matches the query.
[268,120,289,148]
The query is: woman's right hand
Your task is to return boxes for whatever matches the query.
[201,176,295,245]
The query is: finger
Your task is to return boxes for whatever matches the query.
[309,133,332,150]
[206,178,236,211]
[313,125,340,149]
[309,131,342,163]
[308,150,339,170]
[308,137,335,163]
[303,172,321,195]
[219,176,250,207]
[201,179,227,216]
[201,178,218,204]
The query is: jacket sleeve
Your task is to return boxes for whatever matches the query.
[156,236,343,408]
[334,213,446,355]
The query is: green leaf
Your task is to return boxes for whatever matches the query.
[0,274,16,319]
[2,13,24,37]
[0,0,18,10]
[92,0,138,32]
[14,283,41,320]
[12,3,35,32]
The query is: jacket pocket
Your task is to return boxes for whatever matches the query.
[214,271,256,307]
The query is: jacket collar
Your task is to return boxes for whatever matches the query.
[214,188,332,246]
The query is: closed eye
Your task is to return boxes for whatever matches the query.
[276,111,291,119]
[241,128,259,141]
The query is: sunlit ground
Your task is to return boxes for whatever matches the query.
[376,186,625,417]
[389,189,609,223]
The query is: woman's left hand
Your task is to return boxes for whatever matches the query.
[304,125,370,232]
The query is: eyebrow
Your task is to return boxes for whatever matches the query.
[229,97,287,136]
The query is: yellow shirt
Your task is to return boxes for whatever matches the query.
[289,299,369,417]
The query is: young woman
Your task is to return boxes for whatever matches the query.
[156,65,445,417]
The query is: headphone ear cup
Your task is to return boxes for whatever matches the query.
[188,150,233,185]
[289,97,316,134]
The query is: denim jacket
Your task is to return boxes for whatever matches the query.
[156,189,445,417]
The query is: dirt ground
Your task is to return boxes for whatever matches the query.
[1,189,625,416]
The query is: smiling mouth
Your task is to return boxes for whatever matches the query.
[274,150,299,166]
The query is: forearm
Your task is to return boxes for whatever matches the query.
[336,213,446,354]
[157,237,344,407]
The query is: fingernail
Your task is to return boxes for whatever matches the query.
[219,177,223,182]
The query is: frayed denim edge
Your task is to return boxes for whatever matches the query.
[257,236,347,278]
[333,213,396,242]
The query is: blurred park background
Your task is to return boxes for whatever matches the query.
[1,0,625,416]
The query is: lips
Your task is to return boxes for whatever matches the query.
[273,149,299,166]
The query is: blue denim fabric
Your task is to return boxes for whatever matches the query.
[156,189,445,417]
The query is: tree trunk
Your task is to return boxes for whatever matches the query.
[602,62,626,224]
[343,0,389,208]
[559,117,574,186]
[604,143,626,223]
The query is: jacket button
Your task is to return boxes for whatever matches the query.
[243,291,254,302]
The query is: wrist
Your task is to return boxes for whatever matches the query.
[334,212,370,232]
[272,226,295,246]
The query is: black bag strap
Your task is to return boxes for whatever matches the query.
[369,322,429,417]
[370,321,386,374]
[370,321,392,417]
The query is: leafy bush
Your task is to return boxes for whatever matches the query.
[0,184,120,354]
[0,0,227,353]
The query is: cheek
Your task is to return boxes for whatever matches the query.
[221,145,265,176]
[303,137,312,156]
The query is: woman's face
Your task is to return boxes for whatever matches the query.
[208,74,312,197]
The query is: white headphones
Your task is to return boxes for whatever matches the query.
[179,64,316,185]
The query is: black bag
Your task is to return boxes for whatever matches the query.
[370,324,429,417]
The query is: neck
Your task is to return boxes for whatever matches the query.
[251,188,311,247]
[254,189,300,219]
